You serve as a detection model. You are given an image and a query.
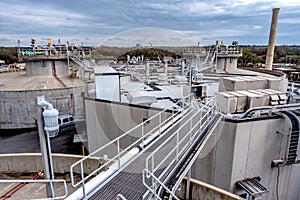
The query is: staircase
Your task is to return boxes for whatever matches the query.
[68,52,94,80]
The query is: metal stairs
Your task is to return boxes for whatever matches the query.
[68,52,94,80]
[69,53,95,70]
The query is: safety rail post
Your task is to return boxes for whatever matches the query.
[80,162,86,197]
[176,131,179,161]
[189,117,193,145]
[199,109,203,132]
[142,124,145,148]
[159,113,162,135]
[117,139,121,169]
[151,156,155,175]
[172,109,174,124]
[183,100,185,114]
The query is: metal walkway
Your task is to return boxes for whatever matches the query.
[68,95,220,199]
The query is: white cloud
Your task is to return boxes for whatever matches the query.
[0,0,300,46]
[254,25,263,29]
[280,17,300,24]
[101,27,197,47]
[0,2,88,28]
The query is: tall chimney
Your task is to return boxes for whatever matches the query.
[265,8,280,70]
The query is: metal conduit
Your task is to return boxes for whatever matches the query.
[159,114,221,199]
[278,111,300,165]
[239,103,300,119]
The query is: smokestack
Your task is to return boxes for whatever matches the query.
[265,8,280,70]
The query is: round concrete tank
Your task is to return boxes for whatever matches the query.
[0,56,86,129]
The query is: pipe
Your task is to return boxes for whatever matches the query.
[238,103,300,119]
[1,171,44,200]
[181,61,185,76]
[146,62,150,81]
[265,8,280,70]
[38,100,54,110]
[164,63,168,74]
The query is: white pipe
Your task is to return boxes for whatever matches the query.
[164,63,168,74]
[38,100,54,110]
[146,62,150,81]
[181,61,185,76]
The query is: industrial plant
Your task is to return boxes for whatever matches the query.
[0,7,300,200]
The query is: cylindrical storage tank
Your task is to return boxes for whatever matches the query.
[0,86,85,129]
[26,60,69,76]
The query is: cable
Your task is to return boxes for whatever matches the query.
[276,167,280,200]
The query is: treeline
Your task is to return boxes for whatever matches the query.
[117,48,182,61]
[238,45,300,67]
[0,47,18,64]
[92,45,184,60]
[2,45,300,67]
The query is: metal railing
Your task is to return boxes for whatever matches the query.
[142,169,179,200]
[69,94,194,197]
[0,179,68,199]
[69,53,84,68]
[143,97,216,199]
[116,194,127,200]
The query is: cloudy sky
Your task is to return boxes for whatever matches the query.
[0,0,300,47]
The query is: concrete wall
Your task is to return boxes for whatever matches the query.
[26,60,69,76]
[85,98,171,153]
[0,86,85,129]
[217,58,238,71]
[0,153,99,174]
[191,117,300,199]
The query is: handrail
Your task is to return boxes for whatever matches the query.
[142,169,180,200]
[0,179,68,199]
[143,98,216,198]
[146,97,215,175]
[69,94,194,195]
[169,115,222,197]
[69,53,84,68]
[116,194,127,200]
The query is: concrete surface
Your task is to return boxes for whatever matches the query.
[0,72,86,129]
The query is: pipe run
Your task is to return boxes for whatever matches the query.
[38,100,54,110]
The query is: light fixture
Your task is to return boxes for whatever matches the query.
[38,100,59,137]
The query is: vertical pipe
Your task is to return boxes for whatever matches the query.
[37,96,54,198]
[146,62,150,81]
[181,60,185,76]
[70,93,75,116]
[186,169,191,200]
[265,8,280,70]
[164,63,168,74]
